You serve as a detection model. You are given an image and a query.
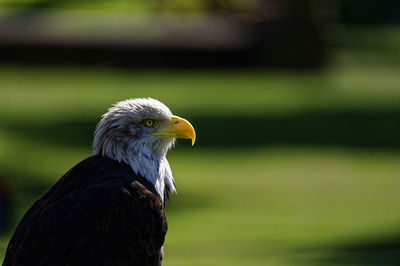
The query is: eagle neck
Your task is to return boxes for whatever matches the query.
[110,143,176,201]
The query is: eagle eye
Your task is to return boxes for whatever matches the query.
[143,119,156,128]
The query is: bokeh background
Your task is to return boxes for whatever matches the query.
[1,0,400,265]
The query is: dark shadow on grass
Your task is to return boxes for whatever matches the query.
[1,116,96,149]
[14,178,52,202]
[1,172,52,237]
[192,109,400,149]
[2,108,400,150]
[304,234,400,266]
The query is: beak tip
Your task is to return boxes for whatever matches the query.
[191,131,196,146]
[170,115,196,146]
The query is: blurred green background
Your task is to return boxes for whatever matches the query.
[1,1,400,265]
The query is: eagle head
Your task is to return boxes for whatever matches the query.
[93,98,196,199]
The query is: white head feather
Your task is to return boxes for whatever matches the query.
[93,98,177,200]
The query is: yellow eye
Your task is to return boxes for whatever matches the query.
[144,119,156,128]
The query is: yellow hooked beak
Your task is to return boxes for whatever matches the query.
[151,115,196,145]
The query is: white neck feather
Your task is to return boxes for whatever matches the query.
[96,139,176,201]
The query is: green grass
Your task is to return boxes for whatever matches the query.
[165,149,400,266]
[1,26,400,265]
[2,144,400,265]
[1,61,400,121]
[0,0,256,13]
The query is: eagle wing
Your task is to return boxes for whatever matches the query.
[3,156,167,266]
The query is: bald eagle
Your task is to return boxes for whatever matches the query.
[3,98,195,266]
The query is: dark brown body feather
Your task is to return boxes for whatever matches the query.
[3,156,167,266]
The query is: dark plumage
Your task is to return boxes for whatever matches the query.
[3,98,195,266]
[4,156,167,266]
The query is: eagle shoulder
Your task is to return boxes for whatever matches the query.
[3,156,167,266]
